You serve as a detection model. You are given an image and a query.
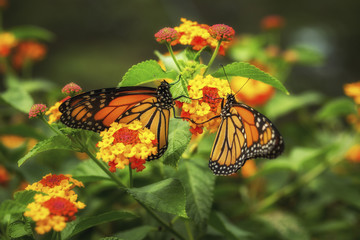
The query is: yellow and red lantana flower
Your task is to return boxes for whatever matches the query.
[45,97,70,124]
[96,120,157,172]
[12,41,47,69]
[179,74,231,135]
[26,174,84,201]
[173,18,232,55]
[0,32,17,57]
[24,174,85,234]
[231,76,275,107]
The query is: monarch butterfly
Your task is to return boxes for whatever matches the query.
[208,93,284,176]
[59,81,174,160]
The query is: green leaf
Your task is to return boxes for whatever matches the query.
[155,50,188,72]
[119,60,178,87]
[8,220,32,238]
[178,158,215,230]
[0,200,27,218]
[71,160,111,183]
[113,226,156,240]
[170,78,190,103]
[264,91,323,119]
[0,75,34,113]
[258,211,310,240]
[316,97,357,120]
[128,178,187,218]
[14,190,37,206]
[162,119,191,168]
[61,211,137,240]
[18,134,75,167]
[212,62,289,94]
[10,25,55,41]
[22,79,57,93]
[209,211,252,240]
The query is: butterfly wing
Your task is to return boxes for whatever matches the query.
[209,102,284,176]
[59,86,171,160]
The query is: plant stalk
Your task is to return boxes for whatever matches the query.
[166,42,182,72]
[203,39,222,76]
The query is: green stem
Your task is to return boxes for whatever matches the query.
[83,147,127,189]
[185,220,194,240]
[203,39,222,76]
[128,164,133,188]
[40,116,63,136]
[166,42,182,72]
[138,201,186,240]
[254,153,344,213]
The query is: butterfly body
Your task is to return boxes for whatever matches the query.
[59,81,174,160]
[209,94,284,176]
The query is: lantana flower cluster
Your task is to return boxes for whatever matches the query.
[96,120,157,172]
[172,18,233,55]
[178,74,231,135]
[24,174,85,234]
[12,41,47,69]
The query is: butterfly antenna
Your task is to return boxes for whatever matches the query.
[234,77,250,95]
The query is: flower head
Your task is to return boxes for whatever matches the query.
[0,32,17,57]
[173,18,232,55]
[12,41,46,69]
[179,74,231,135]
[62,82,82,96]
[24,174,85,234]
[261,15,285,30]
[29,104,47,119]
[26,173,84,199]
[155,27,179,44]
[24,194,84,234]
[208,24,235,41]
[45,97,70,124]
[96,121,157,172]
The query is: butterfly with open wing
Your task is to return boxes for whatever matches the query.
[59,81,174,160]
[207,93,284,176]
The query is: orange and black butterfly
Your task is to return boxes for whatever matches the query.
[208,93,284,176]
[59,81,173,160]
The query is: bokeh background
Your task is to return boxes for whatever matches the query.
[5,0,360,93]
[2,1,360,239]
